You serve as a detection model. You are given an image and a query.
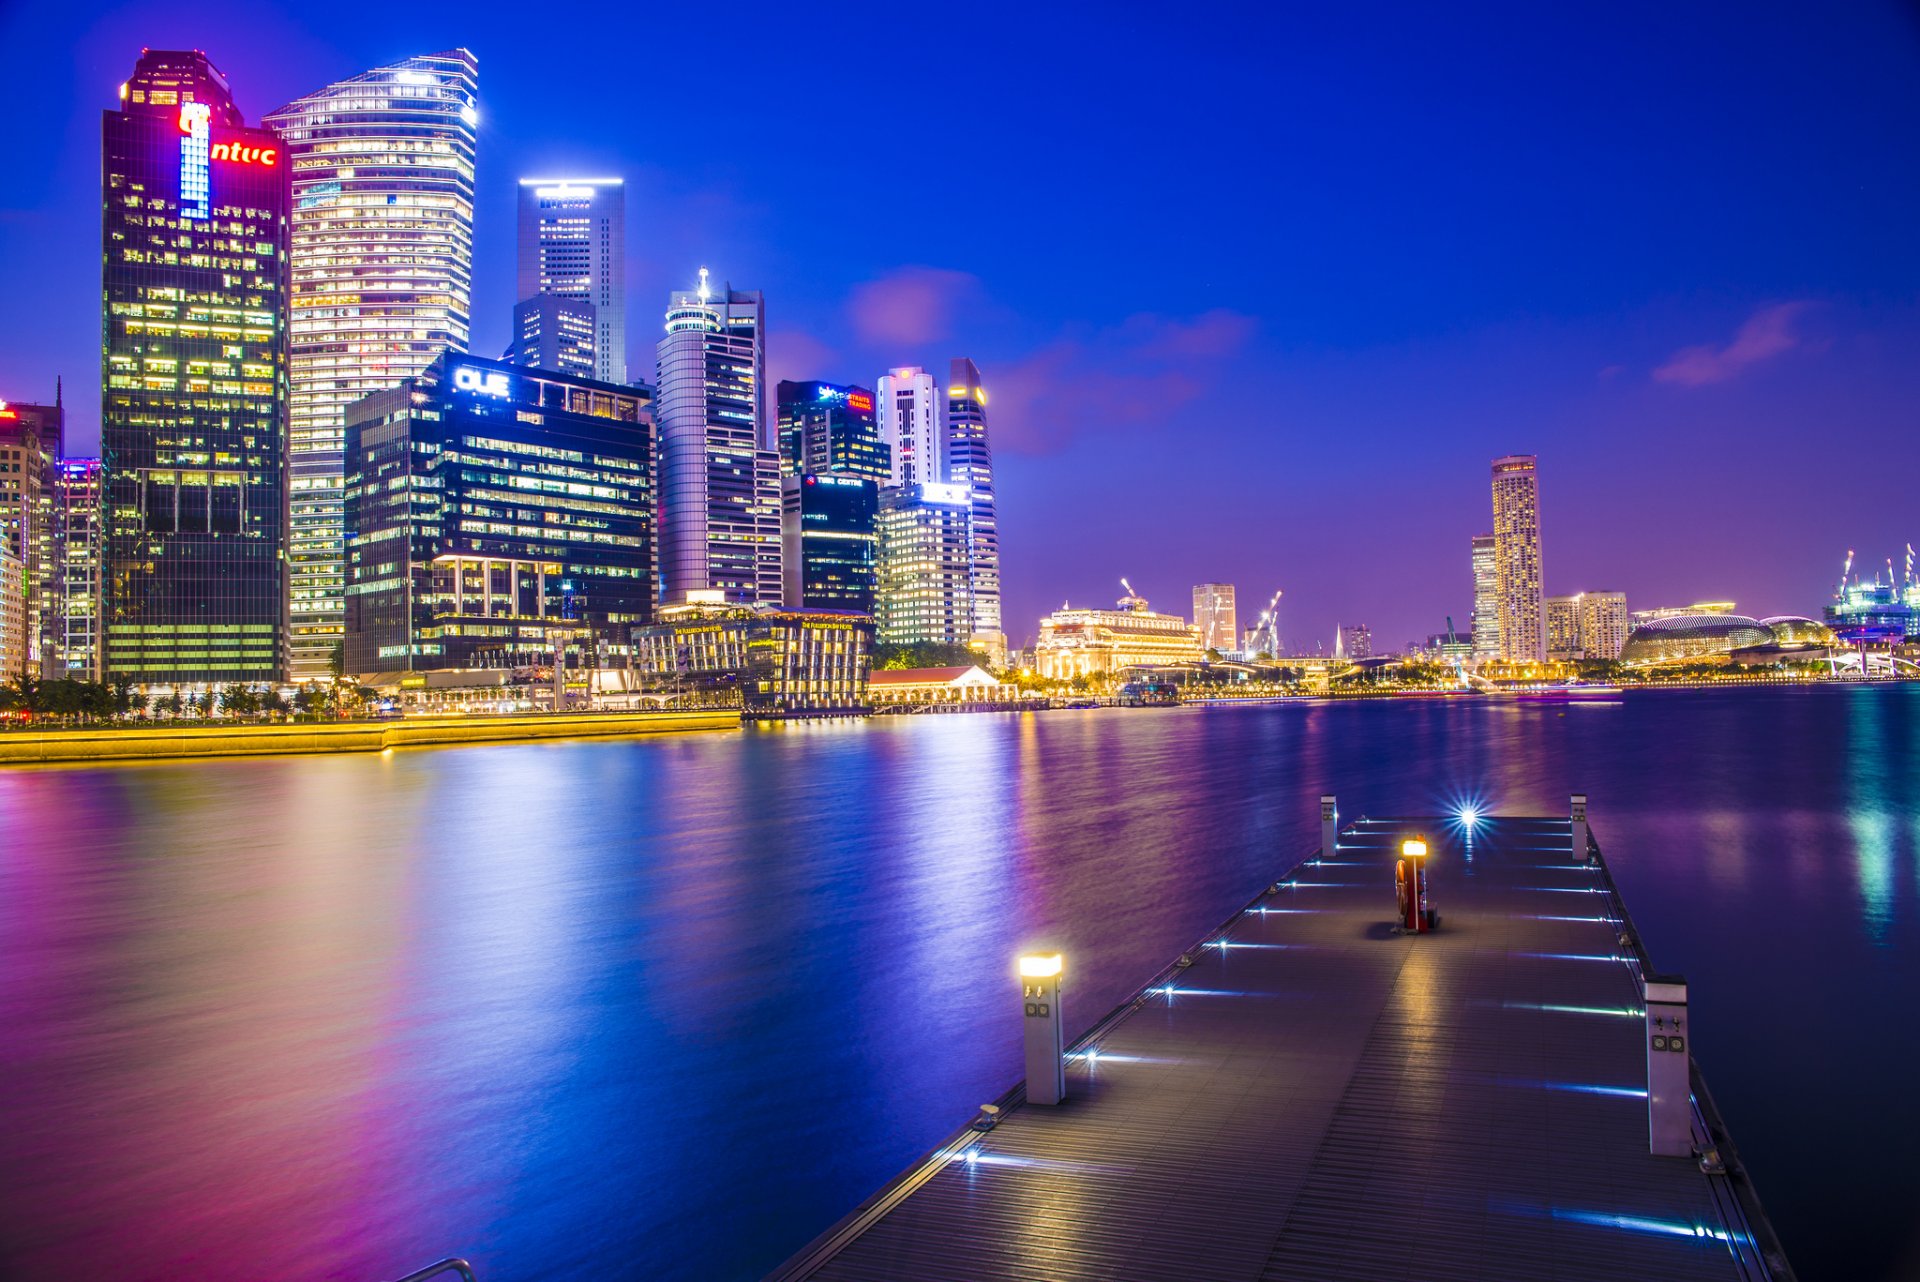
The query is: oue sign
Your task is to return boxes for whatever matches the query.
[453,367,510,398]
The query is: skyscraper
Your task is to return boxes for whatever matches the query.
[52,460,105,679]
[654,269,781,605]
[782,474,879,613]
[1193,583,1237,651]
[341,353,652,674]
[1490,455,1544,663]
[508,295,597,380]
[944,358,1002,640]
[103,49,289,684]
[516,178,625,385]
[266,49,479,681]
[1545,594,1583,660]
[776,380,888,481]
[876,483,974,646]
[877,366,941,490]
[1470,533,1499,662]
[0,393,58,673]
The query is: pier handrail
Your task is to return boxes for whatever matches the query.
[385,1258,477,1282]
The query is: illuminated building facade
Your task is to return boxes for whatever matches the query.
[1619,614,1774,665]
[1193,582,1237,651]
[1825,578,1920,645]
[1580,591,1629,660]
[944,358,1002,642]
[52,461,105,678]
[516,178,625,385]
[1490,455,1544,663]
[1338,623,1372,660]
[1630,600,1736,626]
[1035,591,1204,680]
[782,474,878,613]
[102,49,289,683]
[878,366,941,490]
[265,49,480,681]
[776,380,887,481]
[0,547,23,678]
[508,294,597,379]
[1470,532,1499,662]
[634,599,872,715]
[340,353,652,674]
[876,483,973,646]
[1545,594,1582,660]
[0,394,59,673]
[654,271,781,605]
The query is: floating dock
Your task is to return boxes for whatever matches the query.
[771,813,1792,1281]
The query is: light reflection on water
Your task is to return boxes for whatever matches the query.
[0,686,1916,1281]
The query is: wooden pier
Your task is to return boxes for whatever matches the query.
[770,814,1792,1281]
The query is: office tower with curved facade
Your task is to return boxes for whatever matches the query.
[654,270,781,606]
[265,50,479,681]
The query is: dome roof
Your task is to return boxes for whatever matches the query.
[1760,615,1837,645]
[1619,614,1775,663]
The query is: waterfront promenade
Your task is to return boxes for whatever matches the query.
[0,709,737,765]
[773,813,1790,1281]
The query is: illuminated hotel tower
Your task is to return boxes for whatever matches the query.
[101,49,289,683]
[654,269,781,605]
[516,178,625,384]
[1490,454,1545,663]
[265,50,479,681]
[943,358,1002,639]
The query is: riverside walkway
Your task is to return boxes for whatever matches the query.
[771,814,1791,1282]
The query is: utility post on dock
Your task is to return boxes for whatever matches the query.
[1646,975,1692,1156]
[1571,793,1590,861]
[1019,954,1066,1105]
[1321,794,1338,857]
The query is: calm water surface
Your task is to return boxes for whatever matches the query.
[2,687,1917,1281]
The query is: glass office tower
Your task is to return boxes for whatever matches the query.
[943,357,1002,639]
[101,49,289,683]
[516,178,625,385]
[266,49,479,681]
[776,380,888,481]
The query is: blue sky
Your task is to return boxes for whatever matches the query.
[3,1,1916,647]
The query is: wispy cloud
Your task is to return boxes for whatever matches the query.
[846,266,986,347]
[1652,301,1815,387]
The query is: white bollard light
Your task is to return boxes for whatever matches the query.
[1645,975,1691,1156]
[1321,794,1338,858]
[1019,954,1066,1106]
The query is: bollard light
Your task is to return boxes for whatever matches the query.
[1397,834,1434,933]
[1019,953,1066,1105]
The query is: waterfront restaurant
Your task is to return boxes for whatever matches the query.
[632,595,872,717]
[868,665,1017,706]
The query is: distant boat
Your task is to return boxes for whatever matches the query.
[1503,681,1624,702]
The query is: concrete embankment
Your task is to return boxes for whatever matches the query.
[0,710,739,766]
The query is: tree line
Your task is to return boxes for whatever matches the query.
[0,674,374,725]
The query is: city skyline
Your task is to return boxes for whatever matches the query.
[1,5,1916,647]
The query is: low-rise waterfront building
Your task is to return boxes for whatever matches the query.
[1035,588,1204,680]
[1619,613,1776,666]
[868,664,1017,706]
[1630,600,1736,627]
[633,595,871,716]
[341,353,654,676]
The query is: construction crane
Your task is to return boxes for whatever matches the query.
[1837,549,1855,600]
[1250,589,1283,657]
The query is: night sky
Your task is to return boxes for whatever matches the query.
[3,2,1916,649]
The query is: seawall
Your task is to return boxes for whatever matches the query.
[0,711,739,766]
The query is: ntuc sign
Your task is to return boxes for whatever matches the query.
[212,140,277,166]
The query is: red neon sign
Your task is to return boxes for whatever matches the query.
[847,392,874,412]
[211,141,277,166]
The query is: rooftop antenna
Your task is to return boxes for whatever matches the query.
[696,266,711,303]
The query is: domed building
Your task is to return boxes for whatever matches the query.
[1760,615,1837,646]
[1618,613,1775,665]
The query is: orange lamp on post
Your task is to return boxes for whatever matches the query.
[1396,835,1435,933]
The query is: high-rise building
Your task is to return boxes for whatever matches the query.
[654,269,781,606]
[52,460,105,679]
[516,178,625,385]
[877,366,941,490]
[944,358,1002,641]
[782,474,879,613]
[266,49,480,681]
[876,483,973,646]
[0,394,58,674]
[776,380,888,482]
[1545,594,1583,661]
[508,295,597,379]
[1339,623,1373,660]
[1470,533,1499,662]
[103,49,289,684]
[341,353,652,675]
[1490,455,1544,663]
[1193,583,1237,651]
[0,545,23,678]
[1580,591,1629,661]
